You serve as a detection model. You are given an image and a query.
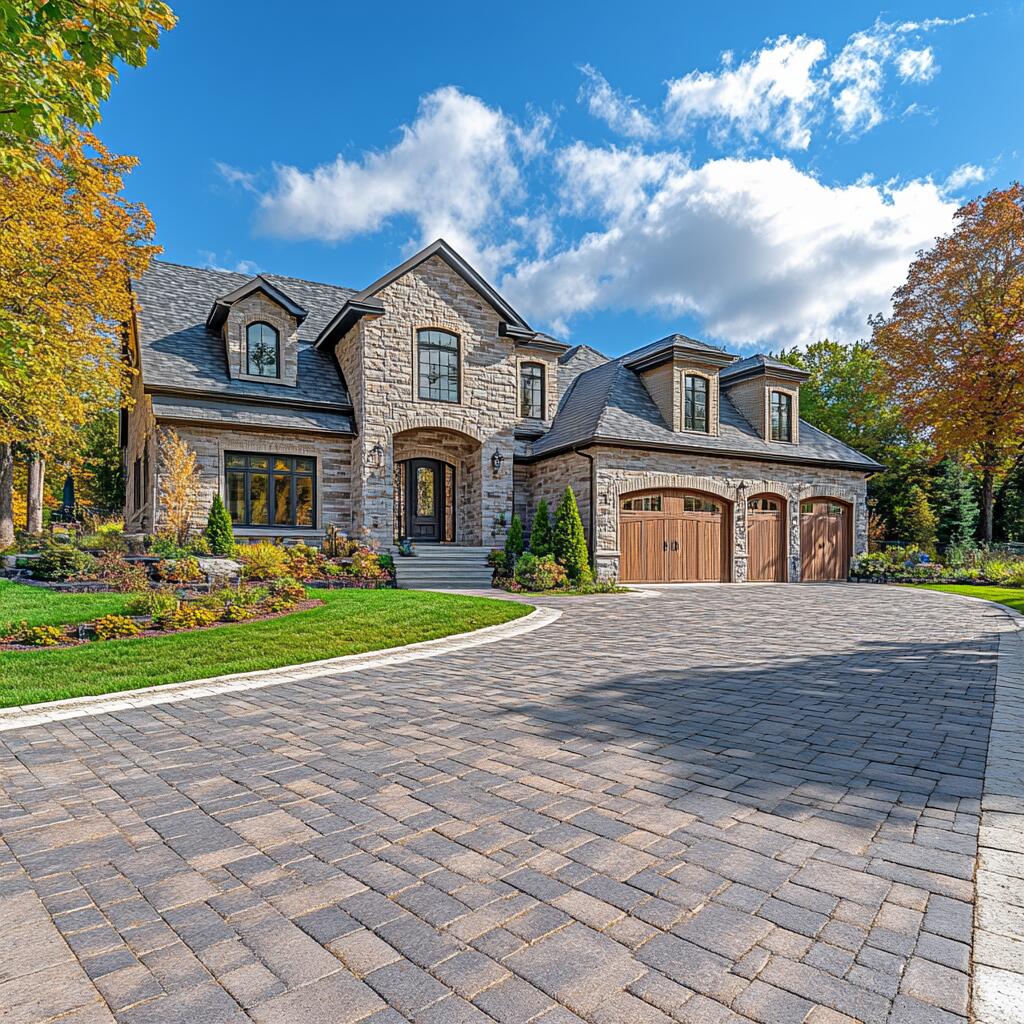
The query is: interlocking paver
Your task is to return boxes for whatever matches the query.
[0,587,1008,1022]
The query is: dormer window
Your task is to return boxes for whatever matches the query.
[684,375,708,432]
[520,363,545,419]
[246,322,280,378]
[770,390,793,442]
[417,329,460,403]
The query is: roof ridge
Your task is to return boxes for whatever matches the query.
[150,258,356,294]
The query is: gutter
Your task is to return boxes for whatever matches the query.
[573,446,597,568]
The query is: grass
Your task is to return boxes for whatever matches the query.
[906,583,1024,615]
[0,588,531,708]
[0,579,133,631]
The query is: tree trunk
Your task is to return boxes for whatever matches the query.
[0,444,14,548]
[981,467,995,543]
[26,452,45,534]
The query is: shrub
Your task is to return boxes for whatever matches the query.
[267,577,307,603]
[504,513,524,567]
[154,556,203,584]
[154,605,218,631]
[514,553,568,591]
[236,541,287,580]
[284,542,325,580]
[11,622,65,646]
[76,530,128,553]
[262,596,297,614]
[322,524,359,558]
[149,534,187,558]
[186,536,211,556]
[126,589,180,617]
[486,548,507,572]
[377,552,395,573]
[31,543,97,581]
[553,487,590,583]
[221,604,255,622]
[159,428,201,545]
[529,500,553,558]
[89,552,150,592]
[350,548,386,579]
[93,614,141,640]
[204,494,235,555]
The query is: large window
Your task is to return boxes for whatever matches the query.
[520,362,545,419]
[684,375,709,432]
[417,329,459,402]
[225,452,315,528]
[770,391,793,442]
[246,321,280,378]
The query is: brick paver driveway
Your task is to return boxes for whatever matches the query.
[0,586,1007,1024]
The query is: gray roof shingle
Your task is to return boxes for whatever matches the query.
[133,261,355,408]
[150,395,354,435]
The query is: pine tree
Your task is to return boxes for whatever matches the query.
[932,458,979,547]
[895,484,938,552]
[204,494,235,555]
[504,513,524,568]
[529,499,553,557]
[553,487,590,583]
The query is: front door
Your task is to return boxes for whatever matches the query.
[405,458,444,541]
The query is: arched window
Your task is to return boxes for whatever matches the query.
[520,362,545,419]
[417,329,460,402]
[684,374,709,432]
[246,322,280,378]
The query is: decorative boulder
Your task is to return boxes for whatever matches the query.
[196,557,242,588]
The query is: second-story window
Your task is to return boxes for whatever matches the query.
[520,363,545,419]
[246,321,280,377]
[417,329,460,402]
[684,375,708,432]
[770,390,793,442]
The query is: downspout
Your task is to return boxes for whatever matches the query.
[573,446,597,568]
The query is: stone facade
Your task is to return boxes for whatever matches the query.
[224,292,300,387]
[124,338,157,533]
[724,373,801,444]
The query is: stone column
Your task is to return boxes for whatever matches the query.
[788,495,802,581]
[732,482,748,583]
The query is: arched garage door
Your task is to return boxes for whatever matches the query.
[800,499,851,581]
[619,490,730,583]
[747,494,786,582]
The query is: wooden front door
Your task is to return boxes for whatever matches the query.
[405,458,444,542]
[800,499,850,580]
[747,495,786,582]
[619,491,728,583]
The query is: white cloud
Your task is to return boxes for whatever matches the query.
[664,36,827,150]
[199,251,261,275]
[215,162,259,194]
[896,47,938,82]
[579,65,658,140]
[502,148,957,346]
[256,87,538,276]
[944,163,986,192]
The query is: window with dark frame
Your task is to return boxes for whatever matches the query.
[770,390,793,442]
[417,329,460,402]
[520,363,545,419]
[246,321,280,378]
[133,458,142,511]
[684,375,709,432]
[224,452,315,528]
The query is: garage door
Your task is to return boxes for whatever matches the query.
[800,499,850,581]
[747,495,786,582]
[619,491,729,583]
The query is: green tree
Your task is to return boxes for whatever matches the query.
[891,484,938,551]
[553,487,589,583]
[504,513,524,567]
[529,499,553,557]
[77,410,124,511]
[204,494,235,555]
[0,0,176,173]
[931,458,979,547]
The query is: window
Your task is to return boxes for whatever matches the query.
[770,390,793,442]
[225,452,315,528]
[748,497,780,512]
[520,363,545,419]
[623,495,662,511]
[246,321,280,378]
[133,458,142,511]
[684,496,721,513]
[417,329,459,402]
[684,375,709,432]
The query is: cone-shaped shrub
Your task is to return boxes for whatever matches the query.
[504,513,524,568]
[204,494,235,555]
[529,499,553,557]
[553,486,589,583]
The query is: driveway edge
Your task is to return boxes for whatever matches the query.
[0,605,561,732]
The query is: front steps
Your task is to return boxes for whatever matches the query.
[392,545,494,590]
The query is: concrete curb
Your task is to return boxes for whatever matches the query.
[0,605,561,733]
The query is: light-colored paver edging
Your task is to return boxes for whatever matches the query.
[0,605,561,733]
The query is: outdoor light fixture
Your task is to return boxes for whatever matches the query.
[491,449,505,475]
[368,442,385,471]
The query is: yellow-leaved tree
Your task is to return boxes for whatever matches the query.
[0,130,159,545]
[158,429,201,545]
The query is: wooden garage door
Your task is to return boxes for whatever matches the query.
[747,495,785,582]
[800,499,850,581]
[620,491,729,583]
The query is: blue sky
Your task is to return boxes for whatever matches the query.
[97,1,1021,356]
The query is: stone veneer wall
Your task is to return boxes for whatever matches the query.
[521,451,593,549]
[124,362,156,532]
[585,446,868,582]
[724,375,801,443]
[335,256,518,549]
[224,293,299,387]
[152,423,353,537]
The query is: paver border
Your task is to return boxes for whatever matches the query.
[0,605,561,732]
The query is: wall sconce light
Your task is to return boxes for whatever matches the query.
[737,481,748,496]
[368,442,385,472]
[491,449,505,475]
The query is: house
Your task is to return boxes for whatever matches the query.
[123,239,880,584]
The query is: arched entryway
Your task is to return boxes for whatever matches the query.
[746,493,787,582]
[800,497,851,580]
[619,489,731,583]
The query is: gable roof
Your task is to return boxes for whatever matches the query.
[622,333,736,371]
[720,353,809,385]
[206,275,308,330]
[314,238,532,350]
[132,261,355,413]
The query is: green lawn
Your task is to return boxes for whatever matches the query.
[907,584,1024,615]
[0,588,531,709]
[0,579,133,631]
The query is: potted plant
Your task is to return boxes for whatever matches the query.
[396,537,416,557]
